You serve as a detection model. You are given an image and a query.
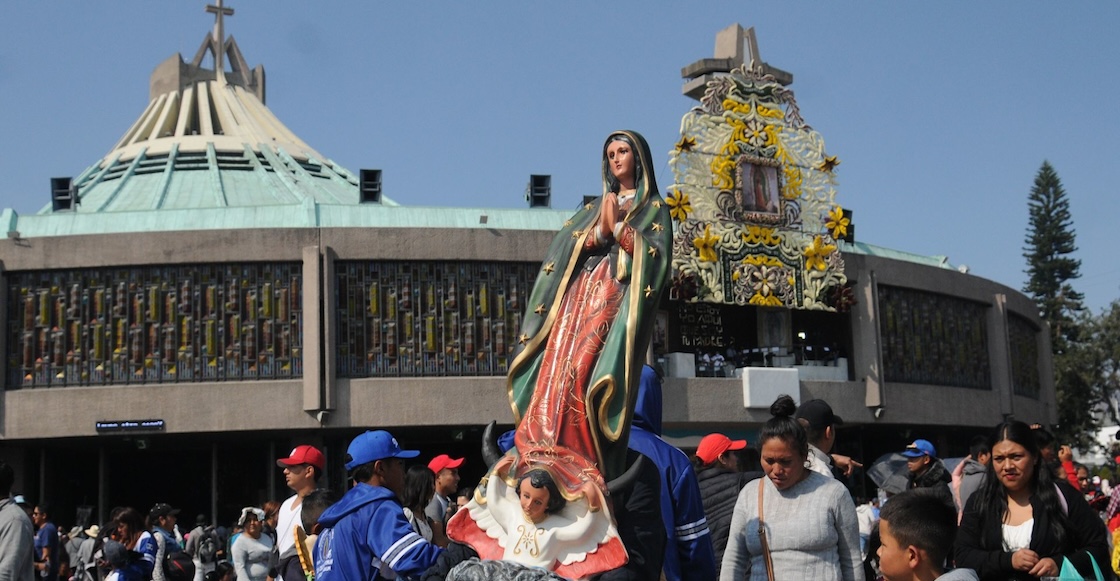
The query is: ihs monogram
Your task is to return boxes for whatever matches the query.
[513,524,542,558]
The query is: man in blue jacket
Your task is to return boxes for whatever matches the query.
[629,365,716,581]
[314,430,443,581]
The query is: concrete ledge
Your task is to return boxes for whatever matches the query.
[2,379,315,438]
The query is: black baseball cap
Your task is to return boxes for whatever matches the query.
[794,399,843,430]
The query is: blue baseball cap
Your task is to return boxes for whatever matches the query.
[344,430,419,470]
[901,439,936,458]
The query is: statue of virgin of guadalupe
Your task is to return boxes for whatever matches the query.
[446,130,672,579]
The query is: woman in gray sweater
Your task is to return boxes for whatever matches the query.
[720,395,863,581]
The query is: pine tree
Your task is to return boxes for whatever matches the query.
[1023,161,1095,448]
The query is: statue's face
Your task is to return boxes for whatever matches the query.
[606,140,635,185]
[518,480,550,524]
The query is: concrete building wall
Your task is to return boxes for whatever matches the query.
[844,253,1055,427]
[0,228,1056,441]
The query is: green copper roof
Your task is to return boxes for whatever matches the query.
[39,9,396,218]
[839,240,955,270]
[7,203,572,237]
[54,144,390,214]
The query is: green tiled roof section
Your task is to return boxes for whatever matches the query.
[162,170,229,210]
[9,202,954,271]
[2,202,573,237]
[839,240,954,270]
[41,145,394,215]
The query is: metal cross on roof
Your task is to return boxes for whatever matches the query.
[205,0,234,71]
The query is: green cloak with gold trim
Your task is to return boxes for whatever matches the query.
[507,130,672,483]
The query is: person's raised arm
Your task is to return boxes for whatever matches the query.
[1058,446,1080,489]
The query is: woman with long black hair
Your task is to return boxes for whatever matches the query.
[954,420,1109,579]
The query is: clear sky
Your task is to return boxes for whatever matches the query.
[2,2,1117,311]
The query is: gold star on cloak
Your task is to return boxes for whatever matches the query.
[652,200,662,208]
[819,155,840,172]
[518,334,530,344]
[572,230,584,239]
[585,203,594,211]
[563,220,573,228]
[648,246,658,257]
[534,304,546,315]
[651,222,664,232]
[644,285,654,298]
[543,262,555,274]
[675,136,697,152]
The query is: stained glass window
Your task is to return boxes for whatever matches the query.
[336,261,539,377]
[7,264,302,388]
[878,285,991,389]
[1008,313,1041,398]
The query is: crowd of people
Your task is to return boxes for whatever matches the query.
[1,392,1117,580]
[0,440,461,581]
[8,396,1120,581]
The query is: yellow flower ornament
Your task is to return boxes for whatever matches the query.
[804,236,837,271]
[693,225,720,263]
[666,190,692,222]
[826,206,849,239]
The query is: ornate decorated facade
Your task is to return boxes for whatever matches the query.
[669,64,848,311]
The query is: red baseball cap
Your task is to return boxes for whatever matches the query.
[276,444,325,471]
[428,454,465,473]
[696,433,747,464]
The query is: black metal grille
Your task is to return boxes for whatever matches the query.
[336,261,538,377]
[878,285,991,389]
[1008,313,1041,398]
[7,263,303,388]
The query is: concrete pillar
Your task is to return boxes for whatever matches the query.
[850,270,884,409]
[302,246,322,412]
[321,246,337,411]
[990,294,1014,418]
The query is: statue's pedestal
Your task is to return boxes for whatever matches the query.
[738,368,799,409]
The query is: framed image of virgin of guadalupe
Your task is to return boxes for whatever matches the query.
[735,156,782,221]
[758,307,791,351]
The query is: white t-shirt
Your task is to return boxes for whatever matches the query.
[274,494,304,581]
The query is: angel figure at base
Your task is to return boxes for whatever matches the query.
[500,470,620,570]
[447,456,628,579]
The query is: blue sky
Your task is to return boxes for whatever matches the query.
[2,2,1117,311]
